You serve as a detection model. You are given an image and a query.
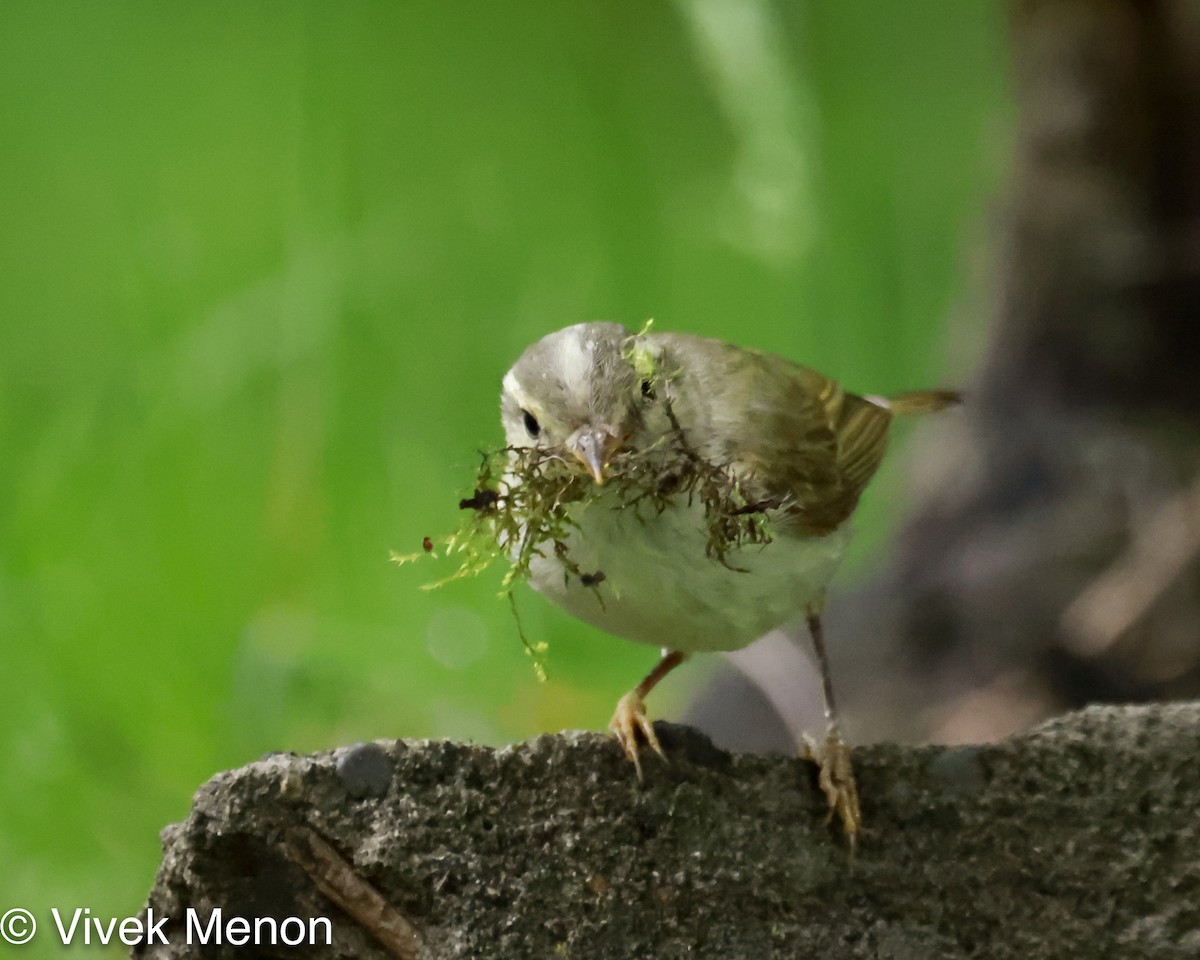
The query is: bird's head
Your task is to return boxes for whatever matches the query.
[501,322,659,484]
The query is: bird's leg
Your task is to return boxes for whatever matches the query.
[803,604,862,848]
[609,649,687,781]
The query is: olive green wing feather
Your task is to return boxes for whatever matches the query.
[751,363,893,536]
[652,333,893,536]
[755,373,960,534]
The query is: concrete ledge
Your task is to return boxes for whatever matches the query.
[134,703,1200,959]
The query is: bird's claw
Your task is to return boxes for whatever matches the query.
[803,725,861,850]
[609,691,666,781]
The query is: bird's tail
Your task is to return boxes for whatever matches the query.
[868,389,962,416]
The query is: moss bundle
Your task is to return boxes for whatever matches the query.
[395,395,782,675]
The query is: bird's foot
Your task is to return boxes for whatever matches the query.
[609,691,666,782]
[803,724,861,849]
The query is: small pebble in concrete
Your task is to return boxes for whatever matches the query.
[337,742,394,799]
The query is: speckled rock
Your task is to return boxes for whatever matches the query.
[134,703,1200,959]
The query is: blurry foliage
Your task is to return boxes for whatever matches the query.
[0,0,1008,937]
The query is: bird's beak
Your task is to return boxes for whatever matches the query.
[568,427,620,485]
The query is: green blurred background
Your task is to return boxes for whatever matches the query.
[0,0,1008,949]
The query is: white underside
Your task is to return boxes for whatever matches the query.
[526,493,849,653]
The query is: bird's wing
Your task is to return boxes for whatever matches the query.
[654,334,893,537]
[750,363,893,536]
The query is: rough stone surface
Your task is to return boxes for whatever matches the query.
[135,704,1200,959]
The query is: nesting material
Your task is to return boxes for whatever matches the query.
[461,436,780,579]
[395,416,785,673]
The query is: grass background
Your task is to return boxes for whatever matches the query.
[0,1,1008,949]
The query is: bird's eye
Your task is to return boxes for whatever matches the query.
[641,379,656,400]
[522,409,541,438]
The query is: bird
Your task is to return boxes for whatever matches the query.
[499,321,959,843]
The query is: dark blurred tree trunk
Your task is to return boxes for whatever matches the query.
[689,0,1200,750]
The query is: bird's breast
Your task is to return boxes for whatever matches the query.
[524,491,850,653]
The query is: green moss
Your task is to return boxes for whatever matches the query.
[398,404,787,675]
[620,319,660,385]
